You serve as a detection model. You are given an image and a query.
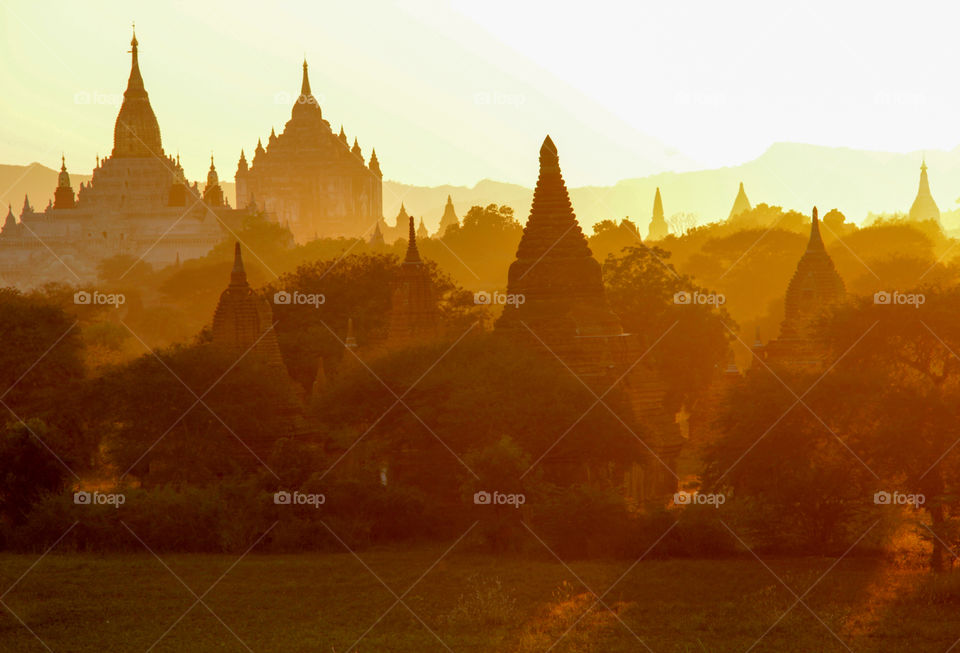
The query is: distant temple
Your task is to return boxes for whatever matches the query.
[212,242,285,369]
[497,136,682,500]
[210,242,312,447]
[235,60,383,242]
[647,187,669,240]
[760,207,846,370]
[0,29,241,288]
[386,216,440,346]
[437,195,459,236]
[908,160,941,225]
[728,181,751,219]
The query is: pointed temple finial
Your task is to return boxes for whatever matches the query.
[729,181,752,219]
[909,158,940,223]
[301,58,311,96]
[405,215,421,263]
[540,135,559,168]
[807,206,824,251]
[230,241,247,286]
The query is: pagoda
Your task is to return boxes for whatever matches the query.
[647,187,668,240]
[386,216,441,346]
[761,207,846,370]
[211,242,285,370]
[0,28,244,288]
[908,160,941,225]
[53,156,76,210]
[235,60,383,241]
[438,195,459,236]
[728,181,751,219]
[497,136,682,500]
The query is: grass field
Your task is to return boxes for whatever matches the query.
[0,547,956,652]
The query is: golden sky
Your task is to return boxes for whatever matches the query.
[1,0,958,187]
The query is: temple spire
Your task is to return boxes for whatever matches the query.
[647,186,669,240]
[301,58,311,96]
[909,158,941,224]
[127,25,143,90]
[113,27,162,157]
[230,241,247,287]
[807,206,824,251]
[729,181,751,220]
[405,215,420,263]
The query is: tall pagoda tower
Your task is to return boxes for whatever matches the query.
[211,242,285,370]
[728,181,751,220]
[496,136,621,347]
[386,216,440,346]
[647,187,668,240]
[497,136,682,499]
[908,160,941,225]
[761,207,846,370]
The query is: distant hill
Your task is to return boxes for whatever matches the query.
[5,143,960,233]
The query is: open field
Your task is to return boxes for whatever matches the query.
[0,548,957,652]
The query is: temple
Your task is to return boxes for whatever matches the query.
[497,136,682,500]
[728,181,751,219]
[0,29,242,288]
[647,187,668,240]
[908,160,941,225]
[210,242,312,446]
[759,207,846,370]
[438,195,459,236]
[235,60,383,242]
[386,216,441,346]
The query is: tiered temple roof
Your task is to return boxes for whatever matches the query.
[496,136,682,500]
[235,60,382,241]
[762,207,846,369]
[211,242,285,370]
[496,136,621,343]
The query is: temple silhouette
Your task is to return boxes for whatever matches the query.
[497,136,682,499]
[758,207,846,370]
[0,29,244,286]
[908,159,941,225]
[235,60,383,242]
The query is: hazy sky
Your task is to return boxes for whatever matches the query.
[1,0,958,188]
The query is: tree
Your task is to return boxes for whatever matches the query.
[0,420,69,527]
[94,344,296,486]
[603,245,733,411]
[825,288,960,570]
